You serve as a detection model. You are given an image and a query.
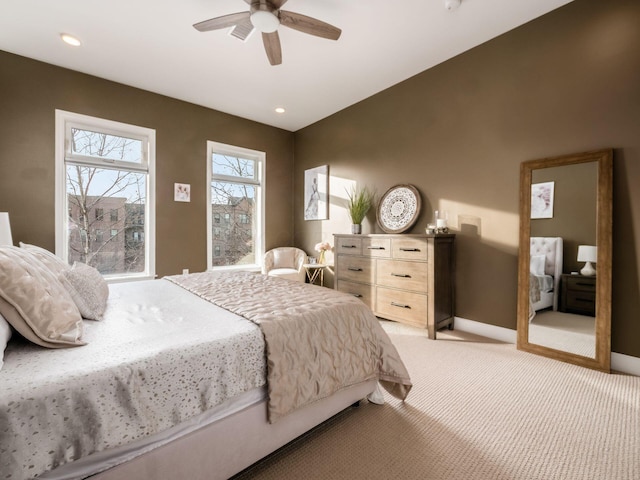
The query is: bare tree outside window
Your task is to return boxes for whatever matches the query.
[66,128,146,275]
[211,154,257,267]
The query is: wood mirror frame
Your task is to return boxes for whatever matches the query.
[516,149,613,372]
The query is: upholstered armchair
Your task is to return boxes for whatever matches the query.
[262,247,307,283]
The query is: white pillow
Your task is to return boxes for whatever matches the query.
[62,262,109,321]
[530,254,546,276]
[273,249,295,269]
[0,246,84,348]
[0,312,12,371]
[19,242,70,276]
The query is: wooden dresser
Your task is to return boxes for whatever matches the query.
[333,233,455,339]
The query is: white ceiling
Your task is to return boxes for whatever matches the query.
[1,0,573,132]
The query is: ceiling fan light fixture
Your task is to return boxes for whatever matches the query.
[250,11,280,33]
[445,0,461,11]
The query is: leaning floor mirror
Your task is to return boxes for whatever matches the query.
[516,149,613,372]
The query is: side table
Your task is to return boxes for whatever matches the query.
[303,264,330,287]
[560,273,596,316]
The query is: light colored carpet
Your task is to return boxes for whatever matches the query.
[529,310,595,358]
[233,321,640,480]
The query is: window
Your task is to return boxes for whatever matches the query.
[207,142,264,270]
[55,110,156,279]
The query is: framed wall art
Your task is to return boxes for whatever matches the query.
[174,183,191,202]
[531,181,554,219]
[376,184,421,233]
[304,165,329,221]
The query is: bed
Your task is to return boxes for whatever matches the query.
[0,245,412,480]
[529,237,563,320]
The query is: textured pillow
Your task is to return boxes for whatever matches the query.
[0,246,84,348]
[273,249,295,269]
[530,254,546,276]
[0,312,11,371]
[19,242,70,276]
[62,262,109,321]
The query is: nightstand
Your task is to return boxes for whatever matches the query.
[560,274,596,316]
[303,264,330,287]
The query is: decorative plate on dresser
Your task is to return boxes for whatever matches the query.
[376,184,421,233]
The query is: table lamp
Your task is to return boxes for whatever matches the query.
[577,245,597,276]
[0,212,13,246]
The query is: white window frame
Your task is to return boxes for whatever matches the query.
[206,141,265,271]
[55,110,156,282]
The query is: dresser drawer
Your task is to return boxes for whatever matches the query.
[392,237,428,261]
[337,280,375,310]
[362,237,391,258]
[376,287,428,328]
[335,237,362,255]
[564,276,596,293]
[336,256,375,284]
[376,259,427,293]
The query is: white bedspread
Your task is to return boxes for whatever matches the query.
[0,280,266,480]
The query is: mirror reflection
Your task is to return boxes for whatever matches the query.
[517,149,612,373]
[527,161,598,358]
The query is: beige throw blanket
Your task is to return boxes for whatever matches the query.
[166,271,412,422]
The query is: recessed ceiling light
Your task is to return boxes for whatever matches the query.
[275,107,286,114]
[61,34,81,47]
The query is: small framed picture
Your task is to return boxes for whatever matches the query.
[531,181,554,219]
[174,183,190,202]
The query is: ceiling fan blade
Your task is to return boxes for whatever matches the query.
[193,12,250,32]
[230,18,255,41]
[262,31,282,66]
[279,11,341,41]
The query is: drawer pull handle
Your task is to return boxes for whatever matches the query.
[351,293,363,298]
[576,298,593,303]
[399,248,420,252]
[342,245,357,248]
[391,302,411,309]
[367,246,386,250]
[391,273,411,278]
[576,283,594,287]
[348,267,363,272]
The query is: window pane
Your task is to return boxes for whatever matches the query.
[66,165,146,275]
[212,154,255,179]
[211,181,255,267]
[71,128,143,164]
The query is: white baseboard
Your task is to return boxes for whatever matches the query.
[453,316,640,376]
[454,317,517,344]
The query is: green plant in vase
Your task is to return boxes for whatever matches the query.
[346,185,375,234]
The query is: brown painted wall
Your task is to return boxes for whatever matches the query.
[293,0,640,357]
[0,50,295,276]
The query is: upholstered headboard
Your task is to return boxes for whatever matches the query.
[530,237,563,310]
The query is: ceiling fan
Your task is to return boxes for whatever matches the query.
[193,0,342,66]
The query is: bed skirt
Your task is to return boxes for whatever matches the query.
[66,379,378,480]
